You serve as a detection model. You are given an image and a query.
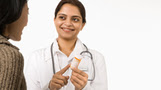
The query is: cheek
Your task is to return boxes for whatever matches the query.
[18,15,27,27]
[23,16,28,26]
[26,14,28,24]
[55,21,62,28]
[75,24,83,30]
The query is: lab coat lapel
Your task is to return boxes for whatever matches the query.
[51,39,61,73]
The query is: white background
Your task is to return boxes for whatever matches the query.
[10,0,161,90]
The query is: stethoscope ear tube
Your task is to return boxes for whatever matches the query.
[51,42,55,74]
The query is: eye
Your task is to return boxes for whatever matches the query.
[73,18,79,22]
[59,16,65,20]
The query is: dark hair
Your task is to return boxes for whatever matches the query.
[55,0,86,23]
[0,0,27,34]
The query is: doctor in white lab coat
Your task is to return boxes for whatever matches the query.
[25,0,107,90]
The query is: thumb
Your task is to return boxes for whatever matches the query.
[58,64,70,74]
[64,76,69,80]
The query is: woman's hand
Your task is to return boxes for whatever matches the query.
[70,67,88,90]
[49,64,70,90]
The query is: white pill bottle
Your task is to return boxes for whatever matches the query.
[70,55,82,69]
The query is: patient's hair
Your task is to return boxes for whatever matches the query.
[0,0,27,34]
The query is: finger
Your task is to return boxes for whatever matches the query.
[58,64,70,74]
[64,76,69,85]
[71,75,85,86]
[64,76,69,80]
[72,71,88,82]
[55,75,68,85]
[72,67,88,77]
[53,79,65,87]
[50,82,62,89]
[70,77,82,89]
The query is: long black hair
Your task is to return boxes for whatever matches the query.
[0,0,27,34]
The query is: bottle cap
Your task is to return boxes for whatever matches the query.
[75,54,82,60]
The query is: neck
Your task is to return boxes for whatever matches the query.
[2,28,9,39]
[57,38,77,57]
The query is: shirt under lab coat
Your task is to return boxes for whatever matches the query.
[24,39,108,90]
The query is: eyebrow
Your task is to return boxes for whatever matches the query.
[58,13,82,19]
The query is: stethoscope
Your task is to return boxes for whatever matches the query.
[50,42,95,81]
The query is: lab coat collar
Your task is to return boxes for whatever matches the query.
[44,39,59,62]
[53,38,85,55]
[45,38,86,62]
[53,39,61,54]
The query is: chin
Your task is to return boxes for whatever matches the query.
[16,37,21,41]
[61,36,76,41]
[11,37,21,41]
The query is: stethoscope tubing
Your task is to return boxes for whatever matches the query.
[50,42,95,81]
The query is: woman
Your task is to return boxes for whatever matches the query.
[0,0,28,89]
[25,0,107,90]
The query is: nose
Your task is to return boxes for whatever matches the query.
[64,19,72,27]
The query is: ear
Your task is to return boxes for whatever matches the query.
[80,23,85,31]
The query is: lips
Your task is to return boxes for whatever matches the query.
[61,27,74,32]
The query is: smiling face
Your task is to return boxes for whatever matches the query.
[54,3,85,41]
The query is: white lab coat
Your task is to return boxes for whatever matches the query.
[25,39,108,90]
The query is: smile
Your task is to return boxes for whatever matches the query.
[61,27,74,32]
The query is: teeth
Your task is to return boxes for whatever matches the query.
[64,29,71,31]
[62,28,74,31]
